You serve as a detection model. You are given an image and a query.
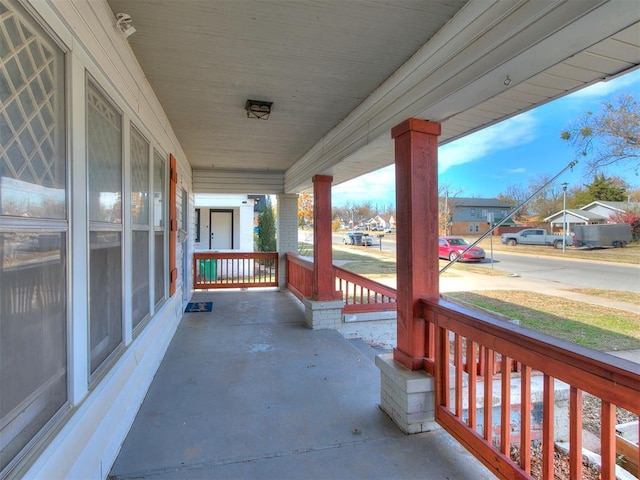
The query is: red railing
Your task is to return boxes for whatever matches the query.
[193,252,278,289]
[421,297,640,480]
[285,254,396,314]
[334,265,396,313]
[284,253,639,476]
[285,253,313,301]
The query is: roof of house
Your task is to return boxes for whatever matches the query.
[544,209,605,222]
[544,200,640,223]
[581,200,640,212]
[447,197,513,208]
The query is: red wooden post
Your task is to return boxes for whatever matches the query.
[312,174,340,301]
[391,118,441,370]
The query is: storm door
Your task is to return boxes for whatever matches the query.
[209,210,233,250]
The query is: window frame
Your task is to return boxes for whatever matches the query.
[0,0,70,474]
[85,76,125,381]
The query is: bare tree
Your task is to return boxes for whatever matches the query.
[561,94,639,174]
[497,184,531,222]
[526,175,564,220]
[438,183,464,235]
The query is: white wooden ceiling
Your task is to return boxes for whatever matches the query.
[106,0,640,193]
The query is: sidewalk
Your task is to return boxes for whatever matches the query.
[331,242,640,365]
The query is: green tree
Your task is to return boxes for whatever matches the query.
[561,94,639,174]
[566,185,592,209]
[256,196,276,252]
[585,173,626,202]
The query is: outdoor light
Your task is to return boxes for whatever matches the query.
[115,13,136,38]
[245,100,273,120]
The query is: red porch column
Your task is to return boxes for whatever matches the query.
[391,118,441,370]
[312,174,340,301]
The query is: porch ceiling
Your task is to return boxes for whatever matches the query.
[106,0,640,193]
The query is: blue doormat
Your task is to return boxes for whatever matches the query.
[185,302,213,313]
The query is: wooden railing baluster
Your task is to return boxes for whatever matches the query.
[601,401,616,480]
[542,374,554,480]
[500,356,511,456]
[569,386,583,480]
[194,252,278,289]
[420,297,639,480]
[520,364,532,474]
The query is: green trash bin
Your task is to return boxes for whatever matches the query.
[200,259,217,282]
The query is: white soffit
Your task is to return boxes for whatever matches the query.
[285,0,640,193]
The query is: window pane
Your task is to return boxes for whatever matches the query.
[153,150,165,304]
[89,231,122,374]
[131,126,150,328]
[0,0,66,219]
[0,232,67,471]
[153,150,164,228]
[87,83,122,223]
[130,126,149,226]
[154,230,164,304]
[132,230,149,328]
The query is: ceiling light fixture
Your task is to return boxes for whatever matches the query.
[245,99,273,120]
[503,75,512,86]
[115,13,136,39]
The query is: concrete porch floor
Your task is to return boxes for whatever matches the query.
[109,290,495,480]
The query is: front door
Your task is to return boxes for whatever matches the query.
[210,210,233,249]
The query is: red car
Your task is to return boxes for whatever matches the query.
[438,236,485,262]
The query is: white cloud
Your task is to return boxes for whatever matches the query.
[330,70,640,207]
[332,165,396,207]
[439,111,538,173]
[333,110,539,206]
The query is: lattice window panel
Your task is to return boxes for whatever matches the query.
[87,83,122,222]
[130,125,149,225]
[0,0,64,189]
[153,149,164,228]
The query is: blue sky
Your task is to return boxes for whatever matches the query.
[332,68,640,208]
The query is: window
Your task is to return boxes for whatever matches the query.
[153,150,165,305]
[481,209,487,218]
[0,0,68,472]
[130,125,150,329]
[470,208,476,216]
[195,208,200,243]
[87,81,123,375]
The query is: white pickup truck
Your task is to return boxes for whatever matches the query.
[500,229,573,249]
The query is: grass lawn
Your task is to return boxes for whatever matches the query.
[476,238,640,265]
[447,290,640,351]
[297,237,639,351]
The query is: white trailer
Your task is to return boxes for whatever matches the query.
[572,223,632,248]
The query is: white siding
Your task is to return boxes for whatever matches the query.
[10,1,193,478]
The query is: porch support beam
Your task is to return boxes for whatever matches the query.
[312,174,340,301]
[391,118,441,370]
